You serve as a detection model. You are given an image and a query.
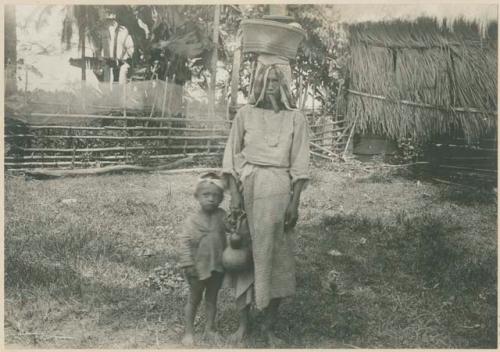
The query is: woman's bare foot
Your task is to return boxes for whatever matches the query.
[266,330,286,348]
[181,333,194,346]
[229,326,248,347]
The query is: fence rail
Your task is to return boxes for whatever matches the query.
[6,108,347,170]
[22,125,228,133]
[6,135,228,141]
[29,112,231,125]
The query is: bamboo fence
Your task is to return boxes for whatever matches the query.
[5,107,347,170]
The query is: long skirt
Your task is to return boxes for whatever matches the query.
[230,164,296,310]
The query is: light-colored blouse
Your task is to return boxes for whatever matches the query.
[222,105,310,184]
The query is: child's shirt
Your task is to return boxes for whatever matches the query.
[178,207,227,280]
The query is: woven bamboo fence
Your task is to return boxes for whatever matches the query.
[5,113,229,170]
[5,106,347,172]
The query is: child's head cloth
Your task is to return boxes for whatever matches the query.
[196,172,224,192]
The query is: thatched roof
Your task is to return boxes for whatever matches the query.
[343,17,497,142]
[332,4,496,35]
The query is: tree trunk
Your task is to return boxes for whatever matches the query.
[5,5,17,95]
[208,5,220,119]
[79,7,86,81]
[229,36,241,120]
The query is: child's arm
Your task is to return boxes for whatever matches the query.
[178,219,195,269]
[220,209,231,248]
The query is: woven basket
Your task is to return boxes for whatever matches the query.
[241,19,306,59]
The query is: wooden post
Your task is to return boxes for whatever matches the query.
[24,70,29,106]
[123,79,128,164]
[124,130,128,164]
[229,30,242,120]
[209,5,220,119]
[5,5,17,95]
[123,77,127,117]
[80,8,86,81]
[70,128,75,169]
[124,120,129,164]
[300,81,309,111]
[312,83,315,119]
[167,73,176,117]
[161,65,170,118]
[297,73,303,109]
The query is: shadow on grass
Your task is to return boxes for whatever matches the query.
[5,222,172,291]
[355,165,423,185]
[5,209,497,348]
[437,185,496,206]
[289,211,497,348]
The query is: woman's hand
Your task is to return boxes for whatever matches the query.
[230,191,243,218]
[285,179,306,232]
[228,175,243,219]
[284,201,299,232]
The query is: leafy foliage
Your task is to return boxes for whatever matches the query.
[19,4,347,117]
[393,137,424,164]
[288,5,349,114]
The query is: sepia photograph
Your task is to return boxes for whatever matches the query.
[3,2,498,349]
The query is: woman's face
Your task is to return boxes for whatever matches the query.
[265,69,281,101]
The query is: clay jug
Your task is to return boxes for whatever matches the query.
[229,232,243,249]
[222,216,252,272]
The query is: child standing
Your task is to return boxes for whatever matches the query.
[178,173,227,346]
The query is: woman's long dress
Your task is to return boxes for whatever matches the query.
[222,104,310,310]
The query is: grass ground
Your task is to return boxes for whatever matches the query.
[4,161,497,348]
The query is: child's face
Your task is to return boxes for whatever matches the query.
[196,183,223,212]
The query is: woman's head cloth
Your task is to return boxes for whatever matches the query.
[248,55,297,110]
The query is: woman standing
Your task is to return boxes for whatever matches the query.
[222,56,310,346]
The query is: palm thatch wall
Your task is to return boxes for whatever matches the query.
[343,17,497,142]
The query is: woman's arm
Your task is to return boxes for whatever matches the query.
[285,178,306,231]
[222,108,246,216]
[228,174,243,215]
[285,112,310,231]
[291,178,307,208]
[289,112,310,184]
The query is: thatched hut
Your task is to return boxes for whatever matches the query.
[340,14,497,145]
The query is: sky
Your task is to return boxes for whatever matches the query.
[16,5,86,91]
[331,4,497,24]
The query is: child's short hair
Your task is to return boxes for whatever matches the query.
[194,172,224,197]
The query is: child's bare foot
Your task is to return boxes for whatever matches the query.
[266,330,286,348]
[203,330,223,345]
[229,326,248,347]
[181,333,195,346]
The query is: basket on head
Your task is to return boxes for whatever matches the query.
[241,19,306,59]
